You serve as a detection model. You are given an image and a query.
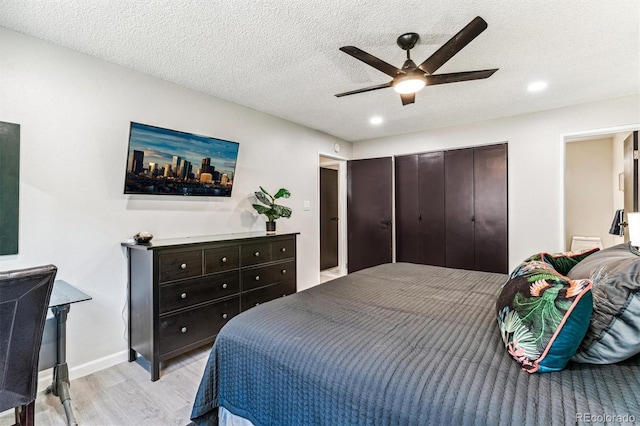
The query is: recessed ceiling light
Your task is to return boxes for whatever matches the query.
[370,116,383,125]
[527,81,548,92]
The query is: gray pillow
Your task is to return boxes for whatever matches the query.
[566,243,640,364]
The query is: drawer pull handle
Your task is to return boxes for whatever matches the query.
[180,263,187,270]
[221,257,227,263]
[254,251,260,257]
[181,327,187,333]
[281,269,287,274]
[222,313,228,319]
[281,247,286,252]
[255,276,260,281]
[180,293,187,299]
[222,283,228,289]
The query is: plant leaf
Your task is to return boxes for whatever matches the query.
[255,191,271,206]
[280,206,292,218]
[272,205,292,219]
[274,188,291,199]
[259,186,272,198]
[252,204,271,215]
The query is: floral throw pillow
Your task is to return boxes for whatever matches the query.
[496,250,596,373]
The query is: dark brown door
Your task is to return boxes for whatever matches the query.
[320,167,339,270]
[444,148,475,270]
[395,154,420,263]
[395,151,446,267]
[473,144,508,273]
[347,157,393,273]
[418,151,445,266]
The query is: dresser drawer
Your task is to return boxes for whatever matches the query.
[271,238,295,261]
[205,246,239,274]
[241,241,271,266]
[242,260,295,292]
[159,270,240,314]
[241,280,296,311]
[158,296,240,356]
[158,250,202,283]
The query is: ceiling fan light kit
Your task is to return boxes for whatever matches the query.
[336,16,499,106]
[393,75,426,94]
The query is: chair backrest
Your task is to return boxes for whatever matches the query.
[0,265,57,412]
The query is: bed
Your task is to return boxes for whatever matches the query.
[191,262,640,425]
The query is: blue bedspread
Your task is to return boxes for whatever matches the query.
[191,263,640,426]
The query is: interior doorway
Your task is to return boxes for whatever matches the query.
[563,125,640,251]
[319,154,347,283]
[320,167,339,270]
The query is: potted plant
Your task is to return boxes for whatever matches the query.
[252,187,292,234]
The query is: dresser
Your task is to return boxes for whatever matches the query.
[122,231,298,381]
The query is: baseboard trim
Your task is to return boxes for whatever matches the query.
[37,350,129,391]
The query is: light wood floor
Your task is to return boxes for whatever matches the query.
[0,345,211,426]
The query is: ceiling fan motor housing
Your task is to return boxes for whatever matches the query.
[397,32,420,50]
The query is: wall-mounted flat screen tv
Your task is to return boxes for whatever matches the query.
[124,122,240,196]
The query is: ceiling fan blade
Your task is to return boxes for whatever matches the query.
[335,82,393,97]
[400,93,415,106]
[339,46,401,78]
[418,16,488,75]
[425,69,498,85]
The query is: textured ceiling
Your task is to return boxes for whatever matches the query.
[1,1,639,142]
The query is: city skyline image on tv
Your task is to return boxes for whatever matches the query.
[124,122,240,196]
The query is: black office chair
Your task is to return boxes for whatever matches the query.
[0,265,57,426]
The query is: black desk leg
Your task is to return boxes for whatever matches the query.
[46,304,78,426]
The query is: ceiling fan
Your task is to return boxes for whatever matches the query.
[335,16,499,106]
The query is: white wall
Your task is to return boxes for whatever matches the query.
[565,138,614,249]
[353,95,640,270]
[0,27,351,379]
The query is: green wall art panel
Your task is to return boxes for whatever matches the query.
[0,121,20,255]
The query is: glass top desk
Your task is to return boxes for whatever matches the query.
[39,280,91,426]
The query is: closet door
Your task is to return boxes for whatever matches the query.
[444,148,475,270]
[395,154,420,263]
[418,152,445,266]
[474,144,508,273]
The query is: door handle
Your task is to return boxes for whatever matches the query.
[379,220,392,226]
[330,217,339,221]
